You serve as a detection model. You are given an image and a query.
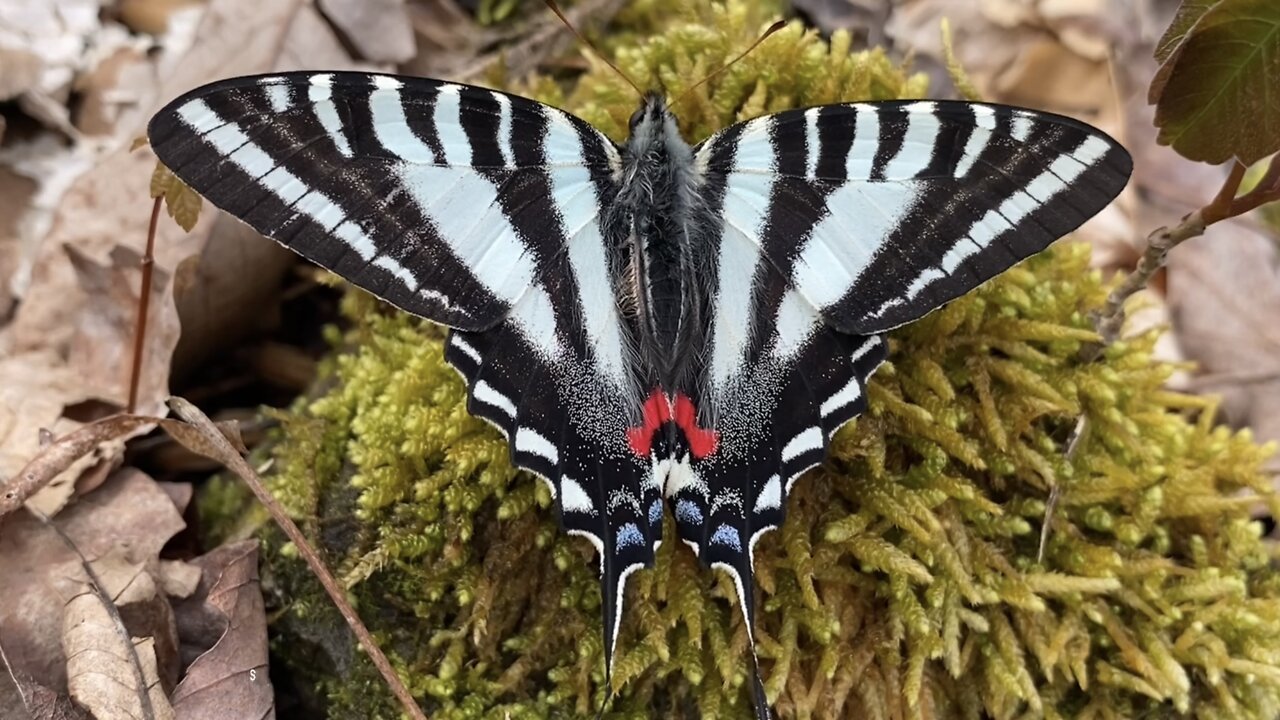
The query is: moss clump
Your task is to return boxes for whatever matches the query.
[218,3,1280,719]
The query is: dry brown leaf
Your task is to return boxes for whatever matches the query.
[0,46,43,100]
[0,413,156,518]
[316,0,416,63]
[170,541,273,720]
[0,470,187,700]
[62,584,176,720]
[0,670,89,720]
[0,353,96,517]
[0,0,369,514]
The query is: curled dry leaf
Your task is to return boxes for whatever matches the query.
[316,0,416,64]
[61,553,175,720]
[0,414,156,518]
[170,541,273,720]
[0,470,187,702]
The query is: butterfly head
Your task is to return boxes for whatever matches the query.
[622,92,690,169]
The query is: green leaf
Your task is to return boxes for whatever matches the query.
[1152,0,1280,165]
[1155,0,1218,65]
[151,160,203,232]
[1149,0,1219,103]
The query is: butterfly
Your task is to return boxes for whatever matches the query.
[148,71,1131,718]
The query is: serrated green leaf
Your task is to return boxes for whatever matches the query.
[1152,0,1280,165]
[165,176,203,232]
[149,160,174,200]
[1155,0,1219,64]
[1149,0,1219,103]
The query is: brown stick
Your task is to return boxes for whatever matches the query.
[165,398,430,720]
[127,197,162,414]
[1086,161,1247,359]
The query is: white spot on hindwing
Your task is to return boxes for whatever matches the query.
[561,476,595,515]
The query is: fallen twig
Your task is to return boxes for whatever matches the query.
[164,398,429,720]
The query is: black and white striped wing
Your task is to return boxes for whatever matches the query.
[148,72,660,679]
[713,100,1133,335]
[682,100,1130,706]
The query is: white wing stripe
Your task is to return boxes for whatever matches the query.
[561,477,596,514]
[781,427,822,464]
[881,102,940,179]
[474,380,516,418]
[791,182,918,310]
[754,475,781,513]
[492,92,514,169]
[433,84,471,165]
[770,288,821,361]
[820,375,862,419]
[803,107,821,180]
[847,105,881,178]
[308,75,353,157]
[954,105,996,178]
[450,335,482,364]
[369,76,436,163]
[546,122,628,384]
[709,164,772,389]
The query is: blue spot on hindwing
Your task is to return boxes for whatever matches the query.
[648,499,663,526]
[710,524,741,552]
[617,522,643,549]
[675,499,703,526]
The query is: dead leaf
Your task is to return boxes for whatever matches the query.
[0,470,186,700]
[0,410,156,518]
[170,541,273,720]
[0,668,88,720]
[119,0,206,37]
[316,0,416,63]
[62,584,176,720]
[0,46,43,100]
[0,353,97,517]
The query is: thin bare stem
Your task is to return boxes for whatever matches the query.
[0,634,31,711]
[1084,161,1250,361]
[128,197,161,414]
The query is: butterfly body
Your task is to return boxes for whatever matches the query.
[613,92,712,392]
[149,72,1131,718]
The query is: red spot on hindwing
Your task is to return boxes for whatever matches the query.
[672,393,719,459]
[626,389,670,457]
[626,389,719,460]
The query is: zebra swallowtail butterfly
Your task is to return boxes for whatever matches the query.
[148,71,1130,717]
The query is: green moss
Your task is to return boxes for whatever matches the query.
[211,3,1280,718]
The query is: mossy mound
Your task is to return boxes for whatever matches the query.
[201,3,1280,718]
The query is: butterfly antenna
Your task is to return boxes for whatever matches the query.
[544,0,644,98]
[672,20,788,109]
